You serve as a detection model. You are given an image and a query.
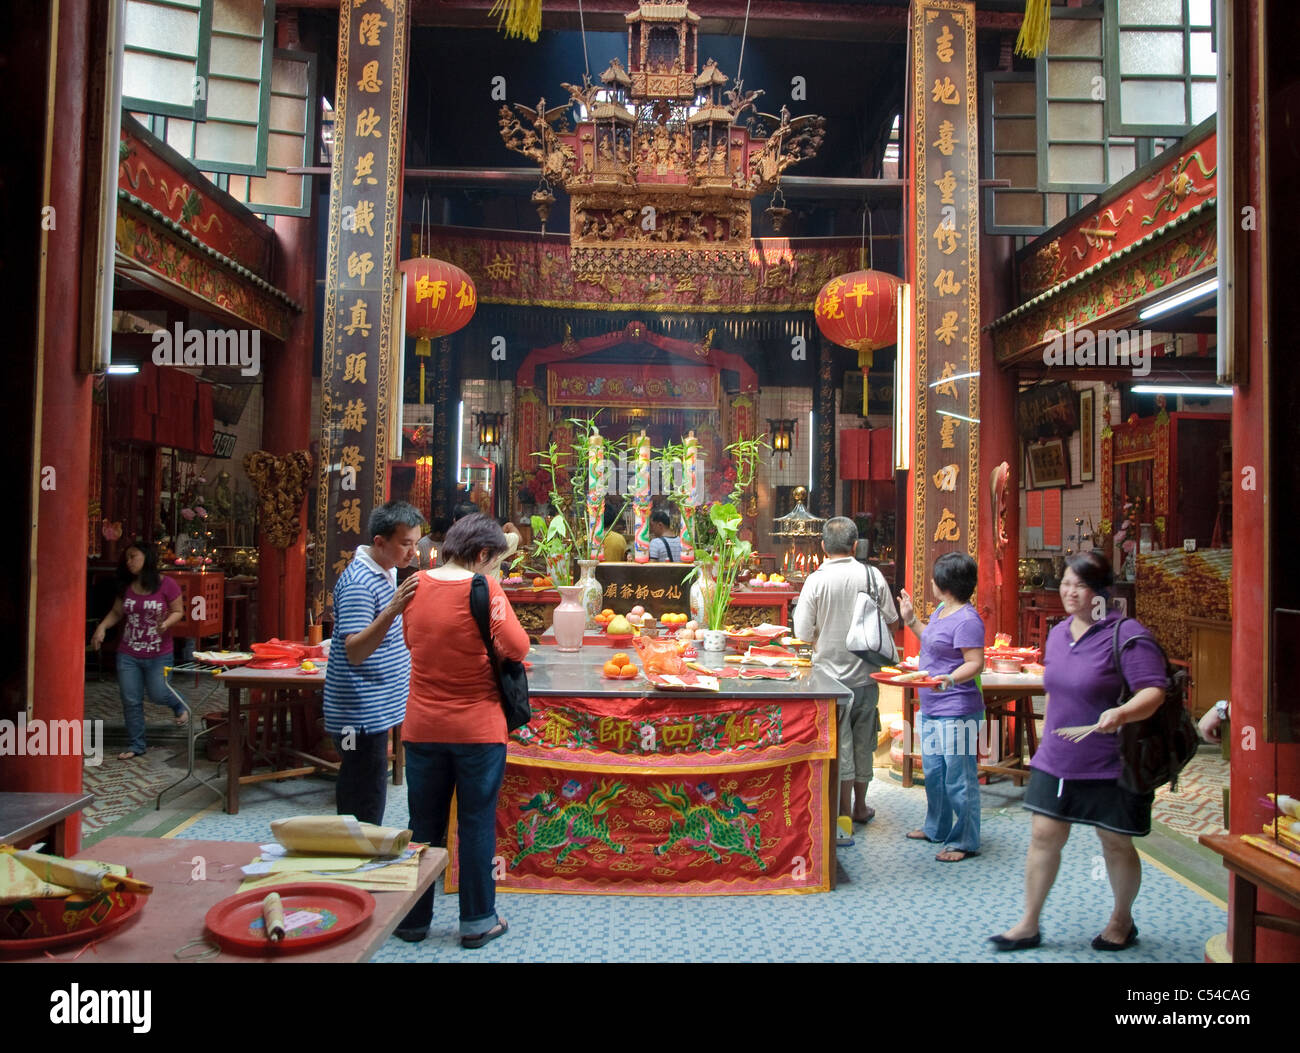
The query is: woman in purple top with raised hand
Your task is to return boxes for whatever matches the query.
[991,551,1166,953]
[90,541,187,759]
[898,552,986,862]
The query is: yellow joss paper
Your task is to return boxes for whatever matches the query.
[0,845,151,904]
[270,815,411,857]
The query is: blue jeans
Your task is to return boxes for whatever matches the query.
[399,742,507,938]
[116,651,183,755]
[920,714,982,853]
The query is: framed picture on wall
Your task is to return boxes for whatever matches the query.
[1079,387,1095,481]
[1027,437,1070,489]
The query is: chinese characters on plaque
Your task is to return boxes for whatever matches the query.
[315,0,409,614]
[910,0,980,616]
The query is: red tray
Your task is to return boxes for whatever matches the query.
[247,657,301,669]
[204,883,374,955]
[871,671,944,688]
[0,894,145,956]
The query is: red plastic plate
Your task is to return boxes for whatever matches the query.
[0,894,145,957]
[870,671,944,688]
[204,883,374,955]
[246,657,301,669]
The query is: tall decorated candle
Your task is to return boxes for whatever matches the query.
[587,426,607,558]
[679,430,699,563]
[632,430,652,563]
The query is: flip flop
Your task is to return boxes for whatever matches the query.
[118,750,145,760]
[905,830,936,841]
[461,918,508,949]
[173,711,190,727]
[936,849,979,862]
[853,807,876,825]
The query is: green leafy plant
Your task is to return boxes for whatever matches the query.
[684,434,767,630]
[523,414,628,583]
[690,502,753,631]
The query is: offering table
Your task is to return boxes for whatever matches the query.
[446,648,848,896]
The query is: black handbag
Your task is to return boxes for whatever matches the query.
[469,574,532,732]
[1109,618,1198,794]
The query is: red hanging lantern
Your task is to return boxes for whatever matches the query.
[401,257,478,402]
[814,269,900,414]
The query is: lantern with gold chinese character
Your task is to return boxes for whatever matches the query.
[401,257,478,402]
[814,269,900,415]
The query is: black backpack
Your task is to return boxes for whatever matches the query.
[1109,618,1199,794]
[469,575,532,733]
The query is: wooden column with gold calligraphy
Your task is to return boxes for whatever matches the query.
[908,0,980,618]
[315,0,410,612]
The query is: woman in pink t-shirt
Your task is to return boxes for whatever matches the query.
[91,542,187,759]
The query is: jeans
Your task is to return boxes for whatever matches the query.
[116,651,182,755]
[398,741,507,938]
[332,729,392,826]
[920,714,982,853]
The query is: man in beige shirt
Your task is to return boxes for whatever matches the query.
[794,517,899,847]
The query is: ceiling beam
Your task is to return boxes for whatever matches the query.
[283,0,1023,40]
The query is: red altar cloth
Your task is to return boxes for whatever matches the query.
[446,692,835,895]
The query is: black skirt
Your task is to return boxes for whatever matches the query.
[1022,768,1155,837]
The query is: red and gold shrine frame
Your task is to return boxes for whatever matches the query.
[446,694,836,895]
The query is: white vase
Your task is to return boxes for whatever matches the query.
[690,560,716,623]
[552,586,587,652]
[701,629,726,652]
[576,559,603,629]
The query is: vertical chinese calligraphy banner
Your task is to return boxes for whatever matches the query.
[909,0,980,617]
[315,0,410,612]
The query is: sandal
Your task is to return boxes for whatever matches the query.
[174,710,190,727]
[118,750,145,760]
[853,807,876,825]
[905,830,936,841]
[461,918,508,949]
[936,849,979,862]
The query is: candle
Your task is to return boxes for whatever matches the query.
[587,426,606,558]
[680,430,698,563]
[633,430,652,563]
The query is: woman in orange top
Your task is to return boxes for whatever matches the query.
[394,514,530,948]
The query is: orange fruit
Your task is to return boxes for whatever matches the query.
[601,608,615,617]
[611,652,631,666]
[602,661,622,678]
[619,664,639,678]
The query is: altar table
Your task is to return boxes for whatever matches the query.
[444,649,848,896]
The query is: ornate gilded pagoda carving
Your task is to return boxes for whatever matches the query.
[499,0,824,277]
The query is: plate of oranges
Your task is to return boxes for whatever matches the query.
[601,653,641,681]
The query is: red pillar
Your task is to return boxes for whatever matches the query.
[5,0,95,853]
[1229,0,1300,962]
[977,232,1020,639]
[257,211,316,640]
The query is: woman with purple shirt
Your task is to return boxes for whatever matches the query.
[90,542,187,759]
[991,551,1166,952]
[898,552,986,862]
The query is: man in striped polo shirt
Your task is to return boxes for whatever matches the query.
[325,501,423,825]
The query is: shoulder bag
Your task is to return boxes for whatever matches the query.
[846,563,899,668]
[469,574,532,732]
[1109,617,1198,794]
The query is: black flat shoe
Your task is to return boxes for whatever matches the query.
[1092,925,1139,951]
[393,926,429,943]
[988,932,1041,951]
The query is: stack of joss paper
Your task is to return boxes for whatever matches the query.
[0,845,153,904]
[237,815,424,894]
